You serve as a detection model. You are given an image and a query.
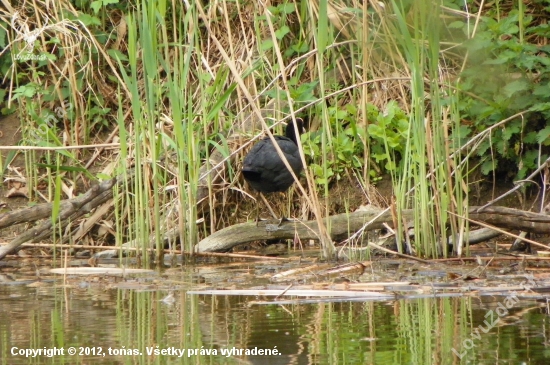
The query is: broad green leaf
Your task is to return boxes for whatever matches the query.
[280,3,295,14]
[502,79,529,98]
[76,13,102,26]
[448,21,464,29]
[275,26,290,40]
[260,39,274,51]
[481,159,497,175]
[537,127,550,144]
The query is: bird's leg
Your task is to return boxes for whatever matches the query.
[277,216,290,227]
[254,192,261,226]
[253,192,277,226]
[277,214,301,226]
[259,192,278,220]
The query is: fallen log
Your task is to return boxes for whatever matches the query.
[195,206,550,252]
[2,172,550,259]
[0,174,123,260]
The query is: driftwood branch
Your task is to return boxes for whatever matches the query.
[194,206,389,253]
[196,206,550,252]
[0,174,124,260]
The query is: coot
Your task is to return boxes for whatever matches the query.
[242,118,305,223]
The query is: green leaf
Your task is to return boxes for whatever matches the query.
[260,39,274,51]
[502,79,529,98]
[275,26,290,40]
[290,41,309,54]
[13,84,38,99]
[107,49,128,62]
[524,131,537,144]
[502,24,519,35]
[206,83,236,121]
[448,21,464,29]
[501,122,520,141]
[43,53,57,62]
[537,127,550,144]
[0,26,6,47]
[533,84,550,97]
[372,152,388,163]
[384,160,397,171]
[483,57,509,65]
[76,13,102,26]
[529,102,550,112]
[465,34,493,52]
[481,159,497,175]
[96,173,112,180]
[367,124,384,138]
[267,6,279,15]
[91,0,119,13]
[387,136,401,149]
[280,3,295,14]
[90,1,102,14]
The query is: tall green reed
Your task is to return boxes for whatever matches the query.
[388,0,467,257]
[119,0,210,259]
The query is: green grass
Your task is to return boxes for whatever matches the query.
[3,0,547,260]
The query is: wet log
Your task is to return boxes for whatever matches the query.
[196,206,550,252]
[469,206,550,231]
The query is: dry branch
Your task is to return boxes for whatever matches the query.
[0,174,125,260]
[195,206,550,253]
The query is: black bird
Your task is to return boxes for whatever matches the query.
[242,118,305,223]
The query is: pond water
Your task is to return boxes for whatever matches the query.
[1,257,550,364]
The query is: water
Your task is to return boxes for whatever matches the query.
[1,260,550,364]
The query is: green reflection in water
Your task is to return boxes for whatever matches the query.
[1,283,549,364]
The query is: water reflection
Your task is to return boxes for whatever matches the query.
[0,270,549,364]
